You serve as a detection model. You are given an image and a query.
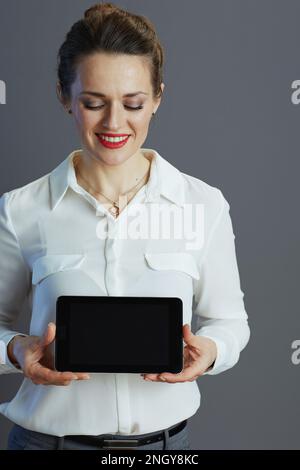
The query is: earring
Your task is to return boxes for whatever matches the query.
[68,109,72,114]
[152,112,155,117]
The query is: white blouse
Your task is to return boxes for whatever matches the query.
[0,148,250,436]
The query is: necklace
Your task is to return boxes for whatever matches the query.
[76,165,149,217]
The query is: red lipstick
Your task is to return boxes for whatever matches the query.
[96,133,130,149]
[100,133,130,137]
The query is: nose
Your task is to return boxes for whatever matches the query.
[101,103,126,131]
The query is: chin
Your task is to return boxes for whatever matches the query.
[93,149,133,166]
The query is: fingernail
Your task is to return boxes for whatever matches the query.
[159,376,166,381]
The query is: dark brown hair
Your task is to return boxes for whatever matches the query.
[56,2,165,103]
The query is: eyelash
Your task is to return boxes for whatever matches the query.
[84,105,144,111]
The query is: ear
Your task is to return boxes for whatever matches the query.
[154,82,165,113]
[157,82,165,101]
[56,81,70,109]
[56,81,63,104]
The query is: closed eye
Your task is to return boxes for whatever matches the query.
[84,105,144,111]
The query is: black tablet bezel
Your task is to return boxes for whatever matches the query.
[55,296,183,373]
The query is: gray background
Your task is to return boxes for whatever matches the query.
[0,0,299,450]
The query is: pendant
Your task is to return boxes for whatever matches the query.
[109,205,119,217]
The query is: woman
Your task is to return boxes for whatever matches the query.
[0,2,250,450]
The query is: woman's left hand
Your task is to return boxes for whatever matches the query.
[142,324,217,383]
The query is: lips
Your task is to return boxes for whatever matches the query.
[95,133,130,149]
[99,133,130,137]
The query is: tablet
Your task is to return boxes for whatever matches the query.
[55,296,183,373]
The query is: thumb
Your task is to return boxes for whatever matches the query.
[40,322,56,348]
[182,323,195,344]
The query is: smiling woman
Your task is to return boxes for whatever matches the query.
[0,1,250,452]
[54,3,165,215]
[55,0,167,218]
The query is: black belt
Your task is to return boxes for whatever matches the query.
[63,419,187,449]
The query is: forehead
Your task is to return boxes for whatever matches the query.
[72,52,151,96]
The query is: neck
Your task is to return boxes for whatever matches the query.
[74,149,151,199]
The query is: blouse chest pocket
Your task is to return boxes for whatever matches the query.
[31,254,86,285]
[144,252,200,280]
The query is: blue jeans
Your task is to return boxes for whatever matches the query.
[7,421,191,450]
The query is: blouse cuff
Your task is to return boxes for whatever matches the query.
[0,331,27,374]
[195,327,240,376]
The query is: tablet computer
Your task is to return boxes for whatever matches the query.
[55,295,183,374]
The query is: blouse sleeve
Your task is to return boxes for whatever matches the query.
[0,192,31,374]
[193,189,250,375]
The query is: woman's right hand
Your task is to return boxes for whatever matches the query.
[7,322,90,386]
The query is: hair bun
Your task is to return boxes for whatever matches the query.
[57,1,164,102]
[84,2,118,19]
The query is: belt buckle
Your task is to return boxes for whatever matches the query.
[102,438,140,450]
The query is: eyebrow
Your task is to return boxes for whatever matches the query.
[79,91,149,98]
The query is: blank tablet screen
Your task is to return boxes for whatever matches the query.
[55,296,183,373]
[69,301,169,365]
